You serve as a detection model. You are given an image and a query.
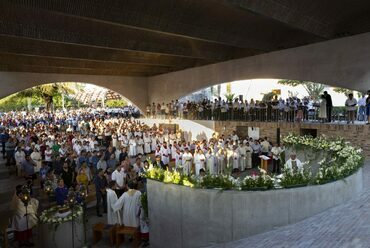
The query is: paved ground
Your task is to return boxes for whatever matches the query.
[211,161,370,248]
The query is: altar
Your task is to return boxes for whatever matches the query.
[38,205,85,248]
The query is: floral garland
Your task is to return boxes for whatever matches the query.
[146,167,274,191]
[147,134,364,190]
[282,134,364,184]
[39,205,83,224]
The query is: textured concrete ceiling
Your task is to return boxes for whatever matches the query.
[1,0,370,76]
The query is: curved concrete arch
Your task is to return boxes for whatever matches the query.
[0,72,148,112]
[148,32,370,103]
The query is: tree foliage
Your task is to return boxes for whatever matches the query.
[105,99,128,108]
[17,83,76,111]
[332,87,353,96]
[278,79,325,101]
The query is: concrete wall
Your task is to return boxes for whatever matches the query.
[0,71,148,111]
[139,118,215,141]
[148,168,363,248]
[148,32,370,103]
[3,32,370,112]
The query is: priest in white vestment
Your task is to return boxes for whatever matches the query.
[284,153,303,172]
[106,181,121,225]
[182,148,193,176]
[113,181,142,228]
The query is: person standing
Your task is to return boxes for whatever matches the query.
[357,94,367,122]
[0,129,9,159]
[366,90,370,125]
[106,181,121,225]
[95,168,108,217]
[182,148,193,176]
[111,164,126,197]
[55,179,69,206]
[271,143,282,174]
[11,186,39,247]
[345,93,357,124]
[324,91,333,122]
[251,140,261,168]
[318,94,327,122]
[113,180,141,228]
[5,137,16,167]
[245,142,253,169]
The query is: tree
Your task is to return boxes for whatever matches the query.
[277,80,325,101]
[105,99,128,108]
[262,91,275,102]
[332,87,353,96]
[224,93,235,103]
[18,83,75,111]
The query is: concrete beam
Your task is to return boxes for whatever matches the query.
[0,53,175,75]
[0,4,256,61]
[0,36,210,68]
[148,32,370,103]
[0,72,148,112]
[225,0,332,38]
[6,0,271,50]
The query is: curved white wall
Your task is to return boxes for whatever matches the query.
[148,169,363,248]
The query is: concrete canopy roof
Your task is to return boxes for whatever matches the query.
[1,0,370,77]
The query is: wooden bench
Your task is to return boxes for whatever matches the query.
[92,223,116,246]
[115,226,140,248]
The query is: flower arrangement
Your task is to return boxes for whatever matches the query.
[39,205,83,224]
[241,169,274,190]
[280,167,312,188]
[200,174,235,190]
[282,134,364,185]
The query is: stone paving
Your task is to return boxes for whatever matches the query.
[211,161,370,248]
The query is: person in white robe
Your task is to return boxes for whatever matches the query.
[143,133,152,154]
[112,132,118,149]
[226,146,234,169]
[182,148,193,176]
[194,149,206,176]
[232,146,240,170]
[11,186,39,246]
[174,149,183,170]
[136,137,144,155]
[245,142,253,169]
[106,181,121,225]
[113,181,141,228]
[216,148,226,174]
[30,148,42,173]
[151,134,158,152]
[318,94,327,121]
[160,143,170,166]
[284,153,303,172]
[128,137,137,157]
[171,142,178,160]
[14,147,26,175]
[238,143,247,171]
[206,149,216,175]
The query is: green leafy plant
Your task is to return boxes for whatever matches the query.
[280,168,312,188]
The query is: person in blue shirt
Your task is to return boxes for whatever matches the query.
[0,129,9,159]
[55,179,69,206]
[89,150,99,172]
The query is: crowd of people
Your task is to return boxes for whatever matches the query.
[2,106,299,246]
[146,90,370,124]
[8,90,368,246]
